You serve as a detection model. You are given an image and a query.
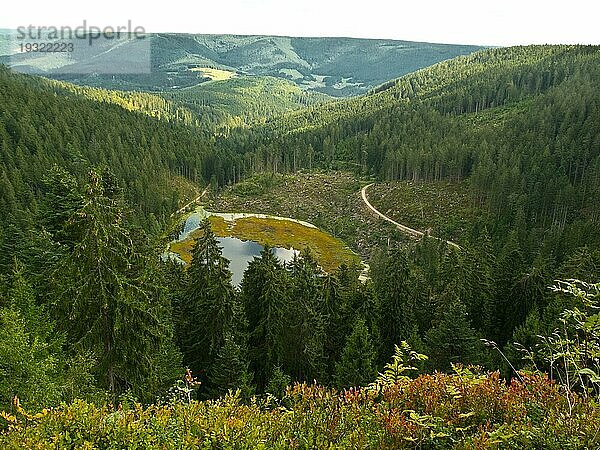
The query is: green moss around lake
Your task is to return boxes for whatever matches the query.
[205,171,406,258]
[169,213,359,273]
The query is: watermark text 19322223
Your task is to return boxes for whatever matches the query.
[8,20,151,75]
[19,41,75,53]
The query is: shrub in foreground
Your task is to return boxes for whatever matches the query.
[1,368,599,449]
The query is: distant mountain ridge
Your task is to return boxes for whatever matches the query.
[0,33,482,96]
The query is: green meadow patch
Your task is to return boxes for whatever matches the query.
[169,213,359,273]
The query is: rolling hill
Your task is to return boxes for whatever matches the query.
[217,45,600,259]
[0,32,482,96]
[1,44,600,449]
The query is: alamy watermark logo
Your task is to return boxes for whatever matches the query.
[4,20,151,74]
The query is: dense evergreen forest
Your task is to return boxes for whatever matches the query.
[0,65,247,235]
[2,33,481,97]
[1,45,599,447]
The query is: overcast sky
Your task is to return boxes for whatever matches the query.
[2,0,599,46]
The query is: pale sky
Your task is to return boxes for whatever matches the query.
[1,0,599,46]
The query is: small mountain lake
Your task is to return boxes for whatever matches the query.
[166,207,362,286]
[216,237,298,287]
[165,209,300,287]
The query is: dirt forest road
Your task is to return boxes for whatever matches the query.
[170,186,210,218]
[360,183,461,250]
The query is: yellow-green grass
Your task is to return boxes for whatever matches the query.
[170,216,229,264]
[229,217,358,272]
[189,67,235,81]
[169,215,359,272]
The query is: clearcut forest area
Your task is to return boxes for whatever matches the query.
[0,37,599,448]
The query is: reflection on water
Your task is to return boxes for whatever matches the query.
[218,237,297,287]
[174,208,300,287]
[179,210,207,241]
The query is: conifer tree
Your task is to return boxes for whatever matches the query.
[39,165,83,249]
[177,219,237,381]
[559,247,600,282]
[425,289,482,372]
[322,266,361,374]
[0,267,64,409]
[494,231,525,345]
[53,169,179,402]
[286,249,327,382]
[372,249,411,357]
[460,230,496,336]
[208,331,254,399]
[335,318,377,387]
[240,245,289,390]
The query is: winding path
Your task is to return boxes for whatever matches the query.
[361,183,461,250]
[170,185,210,218]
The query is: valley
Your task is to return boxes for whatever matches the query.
[1,39,599,448]
[0,33,482,96]
[203,172,410,257]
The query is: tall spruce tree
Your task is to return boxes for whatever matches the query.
[372,249,411,357]
[425,287,483,372]
[177,219,237,383]
[322,266,357,375]
[240,245,289,390]
[208,331,254,399]
[460,230,496,336]
[494,231,526,345]
[335,318,377,387]
[52,169,179,402]
[286,249,327,382]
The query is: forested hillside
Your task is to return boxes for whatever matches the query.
[220,45,600,258]
[161,75,332,128]
[0,65,247,241]
[1,44,599,448]
[210,45,600,362]
[1,33,481,96]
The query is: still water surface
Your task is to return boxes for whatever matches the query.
[172,208,299,287]
[217,236,298,287]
